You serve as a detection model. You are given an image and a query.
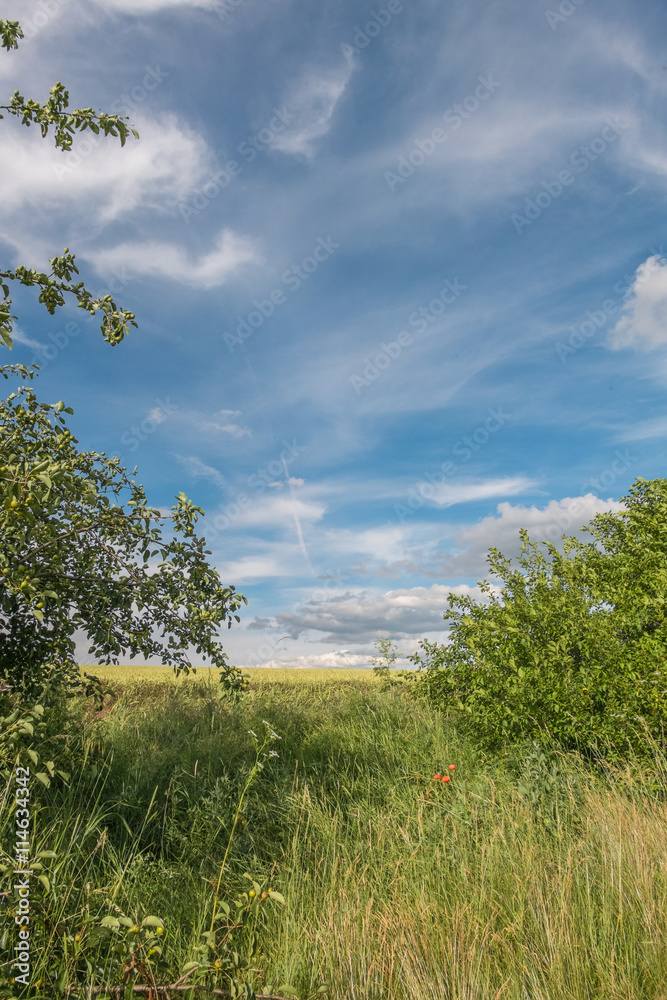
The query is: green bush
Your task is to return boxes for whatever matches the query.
[412,477,667,756]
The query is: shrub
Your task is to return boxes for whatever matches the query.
[412,477,667,756]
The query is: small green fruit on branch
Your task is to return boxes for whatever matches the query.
[1,23,139,349]
[0,251,137,349]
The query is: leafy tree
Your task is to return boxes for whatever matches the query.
[0,365,247,699]
[0,21,246,698]
[0,18,138,349]
[412,477,667,755]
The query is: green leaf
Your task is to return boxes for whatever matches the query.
[180,961,200,974]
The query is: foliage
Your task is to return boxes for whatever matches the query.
[0,18,138,349]
[0,692,297,1000]
[0,371,247,698]
[0,701,69,795]
[412,476,667,755]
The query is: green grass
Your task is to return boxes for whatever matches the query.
[2,671,667,999]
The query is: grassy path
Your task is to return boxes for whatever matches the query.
[4,669,667,998]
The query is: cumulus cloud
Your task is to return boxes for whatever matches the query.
[0,114,215,226]
[433,494,625,579]
[260,583,494,643]
[245,651,376,670]
[86,228,261,289]
[608,255,667,351]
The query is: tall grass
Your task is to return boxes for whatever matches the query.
[2,671,667,998]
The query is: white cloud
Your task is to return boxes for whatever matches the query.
[245,650,374,670]
[428,476,538,508]
[87,228,261,289]
[219,553,294,579]
[608,255,667,351]
[437,494,625,579]
[231,493,327,531]
[322,523,417,565]
[0,114,215,227]
[146,406,168,425]
[262,582,494,643]
[10,326,43,351]
[617,415,667,441]
[187,409,252,438]
[270,56,354,158]
[174,455,226,490]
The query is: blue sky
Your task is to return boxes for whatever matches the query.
[3,0,667,668]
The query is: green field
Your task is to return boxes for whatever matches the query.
[3,669,667,999]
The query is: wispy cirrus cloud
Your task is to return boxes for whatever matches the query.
[186,409,252,438]
[270,56,354,159]
[427,476,538,508]
[174,455,226,491]
[87,228,261,289]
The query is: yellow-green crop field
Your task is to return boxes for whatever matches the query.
[81,664,380,686]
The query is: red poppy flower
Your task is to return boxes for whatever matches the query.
[449,764,456,770]
[441,775,450,783]
[433,774,441,780]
